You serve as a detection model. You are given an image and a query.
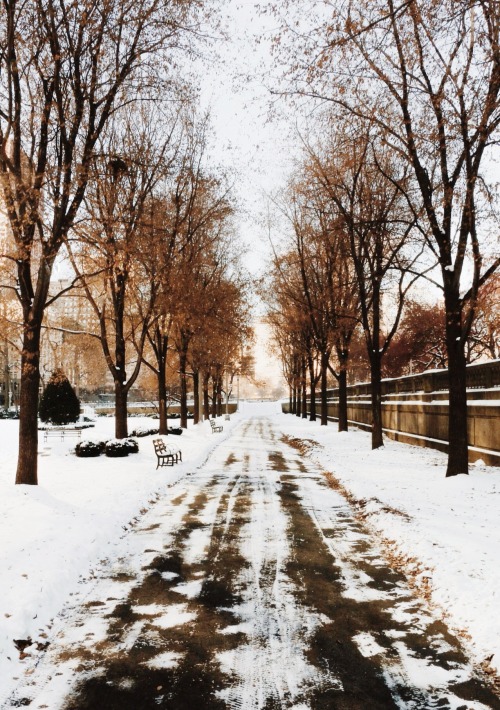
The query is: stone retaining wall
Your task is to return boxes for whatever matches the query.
[282,361,500,466]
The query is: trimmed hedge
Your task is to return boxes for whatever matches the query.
[74,437,139,458]
[131,426,159,437]
[75,440,105,458]
[105,438,139,457]
[123,438,139,454]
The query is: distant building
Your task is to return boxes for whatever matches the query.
[40,279,109,394]
[238,319,286,400]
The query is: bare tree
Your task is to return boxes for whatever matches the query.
[266,305,304,415]
[190,275,252,421]
[273,0,500,474]
[285,184,336,425]
[264,253,320,421]
[140,113,233,433]
[310,128,422,448]
[289,162,360,429]
[383,299,448,377]
[172,233,234,428]
[67,113,177,438]
[465,276,500,362]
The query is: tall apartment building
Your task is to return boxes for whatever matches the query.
[41,279,108,394]
[0,193,105,402]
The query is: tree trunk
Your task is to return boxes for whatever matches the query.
[193,371,200,424]
[289,385,293,414]
[308,356,317,422]
[320,351,329,426]
[301,357,307,419]
[292,381,297,415]
[216,376,223,417]
[211,377,217,417]
[293,354,299,415]
[445,300,469,476]
[179,350,188,429]
[370,353,383,449]
[115,382,128,439]
[15,323,42,485]
[337,365,348,432]
[155,330,169,435]
[203,373,210,420]
[369,281,384,449]
[113,293,129,439]
[157,366,168,435]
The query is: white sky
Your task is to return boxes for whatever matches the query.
[197,0,296,275]
[195,1,296,391]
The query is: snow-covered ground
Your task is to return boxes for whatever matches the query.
[0,402,499,706]
[274,409,500,682]
[0,411,241,705]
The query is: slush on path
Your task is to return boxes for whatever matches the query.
[6,415,500,709]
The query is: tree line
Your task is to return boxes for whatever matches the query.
[0,0,251,486]
[265,0,500,477]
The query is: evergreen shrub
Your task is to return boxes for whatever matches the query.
[131,426,159,437]
[104,438,139,457]
[39,369,80,425]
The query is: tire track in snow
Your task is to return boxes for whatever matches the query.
[5,434,250,709]
[6,415,500,709]
[215,420,342,709]
[57,453,252,709]
[285,444,500,710]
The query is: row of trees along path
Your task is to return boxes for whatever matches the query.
[267,0,500,476]
[0,0,252,484]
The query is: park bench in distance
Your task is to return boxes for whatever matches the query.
[43,428,82,442]
[153,438,182,468]
[210,419,223,433]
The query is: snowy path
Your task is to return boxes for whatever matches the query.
[5,416,500,709]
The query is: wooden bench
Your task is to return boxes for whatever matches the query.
[153,439,182,468]
[43,428,82,442]
[210,419,223,433]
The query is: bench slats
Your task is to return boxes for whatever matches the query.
[43,429,82,441]
[153,438,182,468]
